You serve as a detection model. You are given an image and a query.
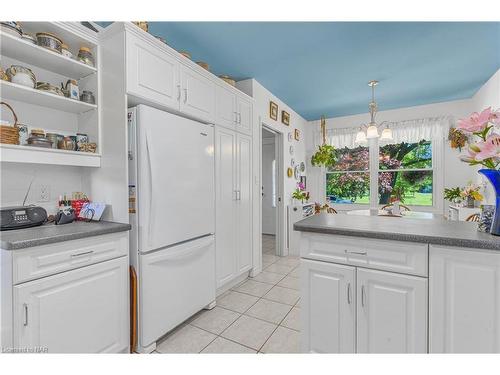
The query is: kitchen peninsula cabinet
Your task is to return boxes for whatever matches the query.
[295,213,500,354]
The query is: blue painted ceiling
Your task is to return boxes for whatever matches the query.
[102,22,500,120]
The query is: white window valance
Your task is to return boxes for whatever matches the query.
[313,116,454,149]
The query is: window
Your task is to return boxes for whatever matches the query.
[378,140,433,206]
[325,139,435,207]
[326,146,370,204]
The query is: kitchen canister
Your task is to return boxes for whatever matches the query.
[36,32,63,54]
[76,133,88,150]
[80,90,95,104]
[61,44,73,58]
[77,47,95,67]
[62,79,79,100]
[17,124,29,145]
[46,133,60,149]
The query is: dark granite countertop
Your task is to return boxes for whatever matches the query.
[0,221,131,250]
[294,213,500,251]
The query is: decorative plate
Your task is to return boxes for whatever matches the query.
[289,145,294,155]
[300,162,306,172]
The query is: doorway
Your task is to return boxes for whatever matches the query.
[261,126,283,258]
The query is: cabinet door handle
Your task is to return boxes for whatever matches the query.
[177,84,181,101]
[361,285,366,307]
[238,112,242,124]
[71,250,94,257]
[233,111,238,124]
[184,88,188,103]
[347,283,352,304]
[344,250,367,256]
[23,303,28,326]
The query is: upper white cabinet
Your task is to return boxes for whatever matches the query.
[357,268,427,353]
[13,256,128,353]
[126,33,180,109]
[215,84,253,135]
[237,96,253,135]
[301,259,356,353]
[180,65,215,123]
[430,245,500,353]
[216,84,237,128]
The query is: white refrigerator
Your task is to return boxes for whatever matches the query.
[128,105,215,352]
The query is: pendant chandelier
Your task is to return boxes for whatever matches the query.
[354,80,393,145]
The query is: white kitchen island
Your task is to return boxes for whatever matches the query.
[294,213,500,353]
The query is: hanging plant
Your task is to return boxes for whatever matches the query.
[311,116,336,168]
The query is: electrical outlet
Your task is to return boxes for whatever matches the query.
[39,185,50,202]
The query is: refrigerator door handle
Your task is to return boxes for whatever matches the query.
[145,131,154,247]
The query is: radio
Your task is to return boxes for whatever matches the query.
[0,206,48,231]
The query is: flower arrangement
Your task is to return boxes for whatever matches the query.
[457,107,500,169]
[460,182,484,202]
[292,181,310,203]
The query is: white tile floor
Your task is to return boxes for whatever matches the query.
[154,234,301,353]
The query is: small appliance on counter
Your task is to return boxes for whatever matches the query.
[0,206,48,230]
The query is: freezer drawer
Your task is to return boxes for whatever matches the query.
[138,235,215,347]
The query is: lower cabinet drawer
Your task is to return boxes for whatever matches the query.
[13,232,128,284]
[301,233,428,277]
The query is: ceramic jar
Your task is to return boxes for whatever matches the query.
[77,47,95,67]
[36,32,63,53]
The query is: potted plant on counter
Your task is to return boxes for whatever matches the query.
[457,107,500,235]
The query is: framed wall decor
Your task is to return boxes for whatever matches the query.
[294,129,300,141]
[281,110,290,126]
[269,101,278,121]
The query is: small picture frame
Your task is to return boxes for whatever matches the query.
[294,129,300,141]
[269,101,278,121]
[281,110,290,126]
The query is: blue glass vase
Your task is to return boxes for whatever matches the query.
[479,169,500,236]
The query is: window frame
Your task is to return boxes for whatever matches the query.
[322,137,444,213]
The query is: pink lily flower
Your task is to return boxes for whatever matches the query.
[490,109,500,125]
[474,134,500,161]
[457,107,492,133]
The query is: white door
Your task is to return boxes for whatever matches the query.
[126,33,180,109]
[301,259,356,353]
[357,268,427,353]
[216,85,237,129]
[139,236,215,348]
[236,133,252,273]
[430,245,500,353]
[237,97,253,135]
[261,138,276,235]
[13,257,128,353]
[180,65,215,123]
[215,127,237,287]
[136,106,214,253]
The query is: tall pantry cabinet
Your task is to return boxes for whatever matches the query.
[214,88,253,290]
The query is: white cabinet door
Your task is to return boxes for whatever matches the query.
[236,97,252,135]
[357,268,427,353]
[215,127,237,287]
[180,65,215,123]
[13,257,128,353]
[236,133,252,273]
[301,259,356,353]
[126,33,180,109]
[216,85,237,129]
[430,246,500,353]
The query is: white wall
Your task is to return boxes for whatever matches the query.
[237,78,308,263]
[262,137,276,234]
[0,163,84,215]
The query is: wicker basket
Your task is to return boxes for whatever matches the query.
[0,102,19,145]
